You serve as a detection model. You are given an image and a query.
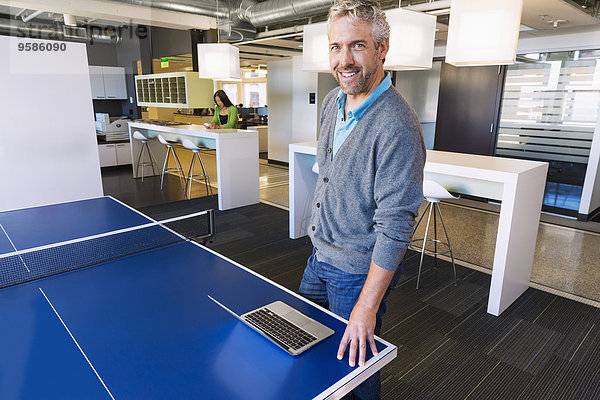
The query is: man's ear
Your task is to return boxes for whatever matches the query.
[379,38,389,64]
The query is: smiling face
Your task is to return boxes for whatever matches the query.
[329,15,388,98]
[215,96,225,108]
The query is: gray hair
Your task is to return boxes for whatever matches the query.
[327,0,390,48]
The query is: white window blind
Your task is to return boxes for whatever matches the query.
[497,53,600,164]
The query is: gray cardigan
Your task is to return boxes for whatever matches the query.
[308,86,426,274]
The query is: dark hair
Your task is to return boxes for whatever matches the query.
[214,90,233,108]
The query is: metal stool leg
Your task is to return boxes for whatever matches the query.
[136,140,159,182]
[436,203,457,286]
[186,151,197,200]
[135,142,145,181]
[416,202,434,290]
[196,151,213,196]
[145,143,158,176]
[160,145,186,191]
[413,201,430,234]
[172,149,185,189]
[160,145,170,190]
[140,142,150,182]
[433,204,438,269]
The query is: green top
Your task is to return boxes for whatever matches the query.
[211,105,239,129]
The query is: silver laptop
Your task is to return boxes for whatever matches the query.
[208,295,334,356]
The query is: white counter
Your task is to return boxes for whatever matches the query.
[129,122,259,211]
[289,142,549,316]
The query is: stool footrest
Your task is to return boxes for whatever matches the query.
[409,238,452,257]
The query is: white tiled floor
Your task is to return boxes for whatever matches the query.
[258,161,289,209]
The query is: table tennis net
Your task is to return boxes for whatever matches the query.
[0,209,214,289]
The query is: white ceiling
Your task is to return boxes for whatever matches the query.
[521,0,599,30]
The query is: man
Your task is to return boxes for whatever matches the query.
[299,0,425,398]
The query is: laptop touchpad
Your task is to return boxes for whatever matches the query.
[282,311,310,327]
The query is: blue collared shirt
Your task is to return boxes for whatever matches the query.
[332,71,392,158]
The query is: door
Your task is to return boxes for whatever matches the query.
[434,63,505,155]
[89,66,105,99]
[102,66,127,99]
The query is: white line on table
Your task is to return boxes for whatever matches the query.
[39,287,116,400]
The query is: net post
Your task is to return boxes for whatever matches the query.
[208,209,216,239]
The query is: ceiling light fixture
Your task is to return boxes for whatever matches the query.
[548,19,567,29]
[63,14,77,27]
[445,0,523,67]
[301,22,329,72]
[425,7,451,16]
[197,43,241,80]
[384,8,437,70]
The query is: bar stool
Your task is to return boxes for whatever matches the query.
[132,131,158,182]
[157,135,185,191]
[181,138,213,200]
[410,180,458,289]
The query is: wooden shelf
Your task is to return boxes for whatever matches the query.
[135,72,213,108]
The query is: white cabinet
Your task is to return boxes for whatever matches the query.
[115,143,132,165]
[135,72,213,108]
[89,66,105,99]
[89,66,127,100]
[98,144,117,166]
[103,67,127,99]
[98,143,132,167]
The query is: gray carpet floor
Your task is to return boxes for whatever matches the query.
[139,197,600,400]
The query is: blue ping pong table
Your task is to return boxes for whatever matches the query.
[0,196,396,400]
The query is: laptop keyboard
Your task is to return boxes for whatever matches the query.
[245,308,317,351]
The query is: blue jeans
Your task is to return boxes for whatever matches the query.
[299,249,402,400]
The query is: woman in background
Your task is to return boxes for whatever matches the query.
[209,90,238,129]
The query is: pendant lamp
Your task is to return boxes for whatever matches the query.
[445,0,523,66]
[384,8,436,70]
[302,22,329,72]
[197,43,241,79]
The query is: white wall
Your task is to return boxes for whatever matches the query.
[316,72,339,139]
[292,56,319,144]
[0,36,103,211]
[267,58,294,162]
[268,56,330,163]
[394,61,442,150]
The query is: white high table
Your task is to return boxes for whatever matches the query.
[129,121,259,211]
[289,141,548,316]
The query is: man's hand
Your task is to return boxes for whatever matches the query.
[337,301,378,367]
[336,261,396,367]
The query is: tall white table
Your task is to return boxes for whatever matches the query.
[129,122,259,211]
[289,142,548,316]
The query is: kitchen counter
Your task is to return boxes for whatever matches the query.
[128,121,259,211]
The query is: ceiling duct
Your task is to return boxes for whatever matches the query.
[106,0,458,41]
[108,0,335,28]
[237,0,334,27]
[0,18,121,44]
[106,0,337,40]
[107,0,228,19]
